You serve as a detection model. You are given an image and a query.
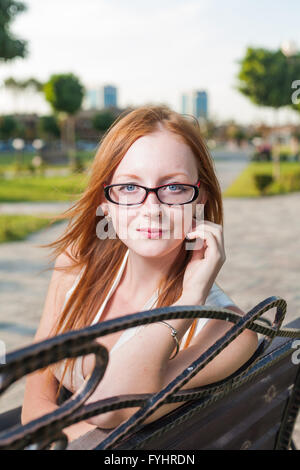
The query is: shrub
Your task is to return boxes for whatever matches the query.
[26,162,36,175]
[279,152,290,162]
[253,173,274,195]
[251,149,272,162]
[285,171,300,191]
[71,157,85,174]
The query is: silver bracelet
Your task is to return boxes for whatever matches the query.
[159,320,180,360]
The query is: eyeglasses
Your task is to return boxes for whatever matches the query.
[103,180,201,206]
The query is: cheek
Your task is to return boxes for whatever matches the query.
[170,206,194,238]
[110,208,138,238]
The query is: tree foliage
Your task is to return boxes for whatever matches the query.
[92,109,116,132]
[43,73,85,166]
[38,115,61,139]
[236,47,300,109]
[0,114,17,139]
[0,0,28,61]
[4,76,44,91]
[43,73,85,115]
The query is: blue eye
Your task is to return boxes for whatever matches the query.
[161,184,186,192]
[118,184,136,192]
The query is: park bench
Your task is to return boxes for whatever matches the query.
[0,295,299,450]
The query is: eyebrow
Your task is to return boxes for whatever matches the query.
[115,172,190,181]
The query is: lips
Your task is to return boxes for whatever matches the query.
[137,228,164,234]
[137,228,165,239]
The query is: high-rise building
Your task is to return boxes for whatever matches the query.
[103,85,117,108]
[85,89,98,109]
[180,90,208,120]
[181,94,190,114]
[84,84,118,110]
[193,91,208,120]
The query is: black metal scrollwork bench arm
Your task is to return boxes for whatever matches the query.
[0,296,299,450]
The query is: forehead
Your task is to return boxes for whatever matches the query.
[113,130,197,179]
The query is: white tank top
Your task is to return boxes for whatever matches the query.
[53,248,236,391]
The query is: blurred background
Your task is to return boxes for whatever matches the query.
[0,0,299,443]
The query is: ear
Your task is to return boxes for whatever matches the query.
[99,201,109,217]
[191,188,206,221]
[199,187,208,205]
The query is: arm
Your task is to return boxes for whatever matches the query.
[21,249,97,443]
[84,292,204,428]
[84,303,258,429]
[133,304,259,426]
[184,303,258,387]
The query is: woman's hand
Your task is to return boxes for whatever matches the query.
[181,219,226,303]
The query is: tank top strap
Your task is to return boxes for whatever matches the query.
[58,265,85,333]
[91,249,130,326]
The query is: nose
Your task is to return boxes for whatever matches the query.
[140,189,162,217]
[144,189,160,204]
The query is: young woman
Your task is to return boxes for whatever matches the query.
[22,105,258,442]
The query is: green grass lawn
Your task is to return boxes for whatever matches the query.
[0,151,35,168]
[0,150,95,174]
[223,162,300,197]
[0,214,66,243]
[0,173,89,202]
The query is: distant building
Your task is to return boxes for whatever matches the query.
[193,91,208,120]
[84,85,118,110]
[181,94,190,114]
[103,85,117,108]
[180,90,208,121]
[85,89,99,109]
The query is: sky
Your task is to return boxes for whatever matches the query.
[0,0,300,125]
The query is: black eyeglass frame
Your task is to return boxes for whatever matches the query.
[103,180,201,206]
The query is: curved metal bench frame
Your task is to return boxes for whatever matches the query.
[0,295,299,450]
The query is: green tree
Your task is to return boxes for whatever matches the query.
[92,109,116,132]
[236,47,300,179]
[0,114,17,139]
[4,76,44,112]
[23,77,44,92]
[226,123,247,146]
[236,47,293,108]
[38,115,61,140]
[0,0,28,61]
[43,73,85,166]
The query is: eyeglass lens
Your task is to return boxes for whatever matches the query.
[108,184,195,204]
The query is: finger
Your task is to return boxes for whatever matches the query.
[191,230,219,255]
[189,218,222,235]
[191,218,221,231]
[187,222,224,249]
[187,226,224,258]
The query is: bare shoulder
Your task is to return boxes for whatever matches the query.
[55,243,82,274]
[33,245,82,342]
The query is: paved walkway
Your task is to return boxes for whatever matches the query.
[0,201,71,215]
[0,159,299,446]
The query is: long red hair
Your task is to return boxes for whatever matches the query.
[38,104,223,396]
